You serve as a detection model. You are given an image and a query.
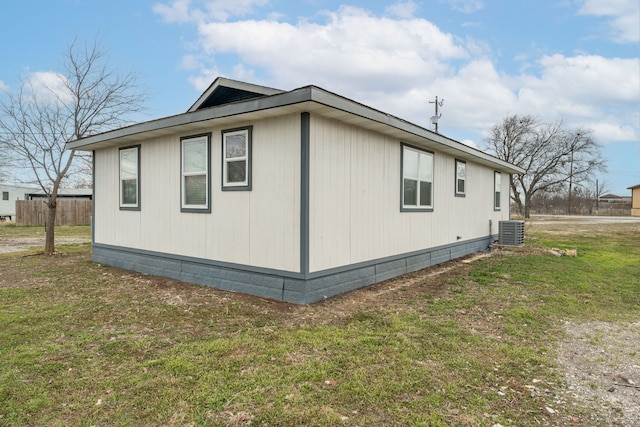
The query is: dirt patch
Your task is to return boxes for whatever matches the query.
[0,237,90,254]
[558,321,640,426]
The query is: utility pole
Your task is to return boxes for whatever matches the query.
[595,178,599,214]
[568,148,574,215]
[567,132,579,215]
[429,96,444,133]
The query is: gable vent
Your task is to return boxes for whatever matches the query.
[498,220,525,246]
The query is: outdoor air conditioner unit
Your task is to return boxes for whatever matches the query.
[498,220,525,246]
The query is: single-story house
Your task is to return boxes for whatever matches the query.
[68,77,524,303]
[598,193,632,204]
[0,183,39,220]
[629,184,640,217]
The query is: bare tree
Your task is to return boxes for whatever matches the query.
[484,114,606,218]
[0,39,145,254]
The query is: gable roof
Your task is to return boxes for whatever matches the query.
[68,77,524,175]
[628,184,640,190]
[187,77,284,112]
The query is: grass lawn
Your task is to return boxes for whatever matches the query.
[0,223,91,239]
[0,221,638,426]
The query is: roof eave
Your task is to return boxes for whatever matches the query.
[306,87,525,175]
[68,87,313,150]
[68,84,524,175]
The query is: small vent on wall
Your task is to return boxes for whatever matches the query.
[498,220,525,246]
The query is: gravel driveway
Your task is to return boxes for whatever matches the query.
[559,321,640,426]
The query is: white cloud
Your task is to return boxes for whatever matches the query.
[533,54,639,104]
[587,121,638,142]
[511,54,640,142]
[153,0,195,23]
[415,59,518,134]
[385,0,420,19]
[0,80,8,92]
[25,71,73,107]
[439,0,484,14]
[154,0,269,23]
[578,0,640,43]
[188,73,217,92]
[159,3,639,148]
[180,54,201,70]
[194,6,468,94]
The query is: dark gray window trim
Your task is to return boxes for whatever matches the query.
[400,142,434,212]
[180,133,212,213]
[454,158,466,198]
[494,170,502,211]
[119,144,141,211]
[221,125,252,191]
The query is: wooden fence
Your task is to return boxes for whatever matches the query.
[16,200,92,226]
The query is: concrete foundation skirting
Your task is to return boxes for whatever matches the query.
[93,236,491,304]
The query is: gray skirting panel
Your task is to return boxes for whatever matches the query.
[92,236,491,304]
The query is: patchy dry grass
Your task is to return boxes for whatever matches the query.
[0,221,638,426]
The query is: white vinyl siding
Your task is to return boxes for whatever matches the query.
[93,112,511,275]
[402,145,433,210]
[119,146,139,210]
[181,134,211,212]
[222,127,251,190]
[93,115,300,272]
[308,115,510,272]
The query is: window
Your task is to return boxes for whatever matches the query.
[494,171,502,210]
[119,146,140,210]
[2,191,8,201]
[222,126,252,190]
[455,159,466,197]
[401,144,433,211]
[181,134,211,212]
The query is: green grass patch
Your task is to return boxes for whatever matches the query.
[0,220,638,425]
[0,223,91,239]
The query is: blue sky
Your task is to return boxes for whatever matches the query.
[2,0,639,195]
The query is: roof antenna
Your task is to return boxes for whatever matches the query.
[428,96,444,133]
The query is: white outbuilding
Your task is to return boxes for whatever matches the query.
[0,183,38,221]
